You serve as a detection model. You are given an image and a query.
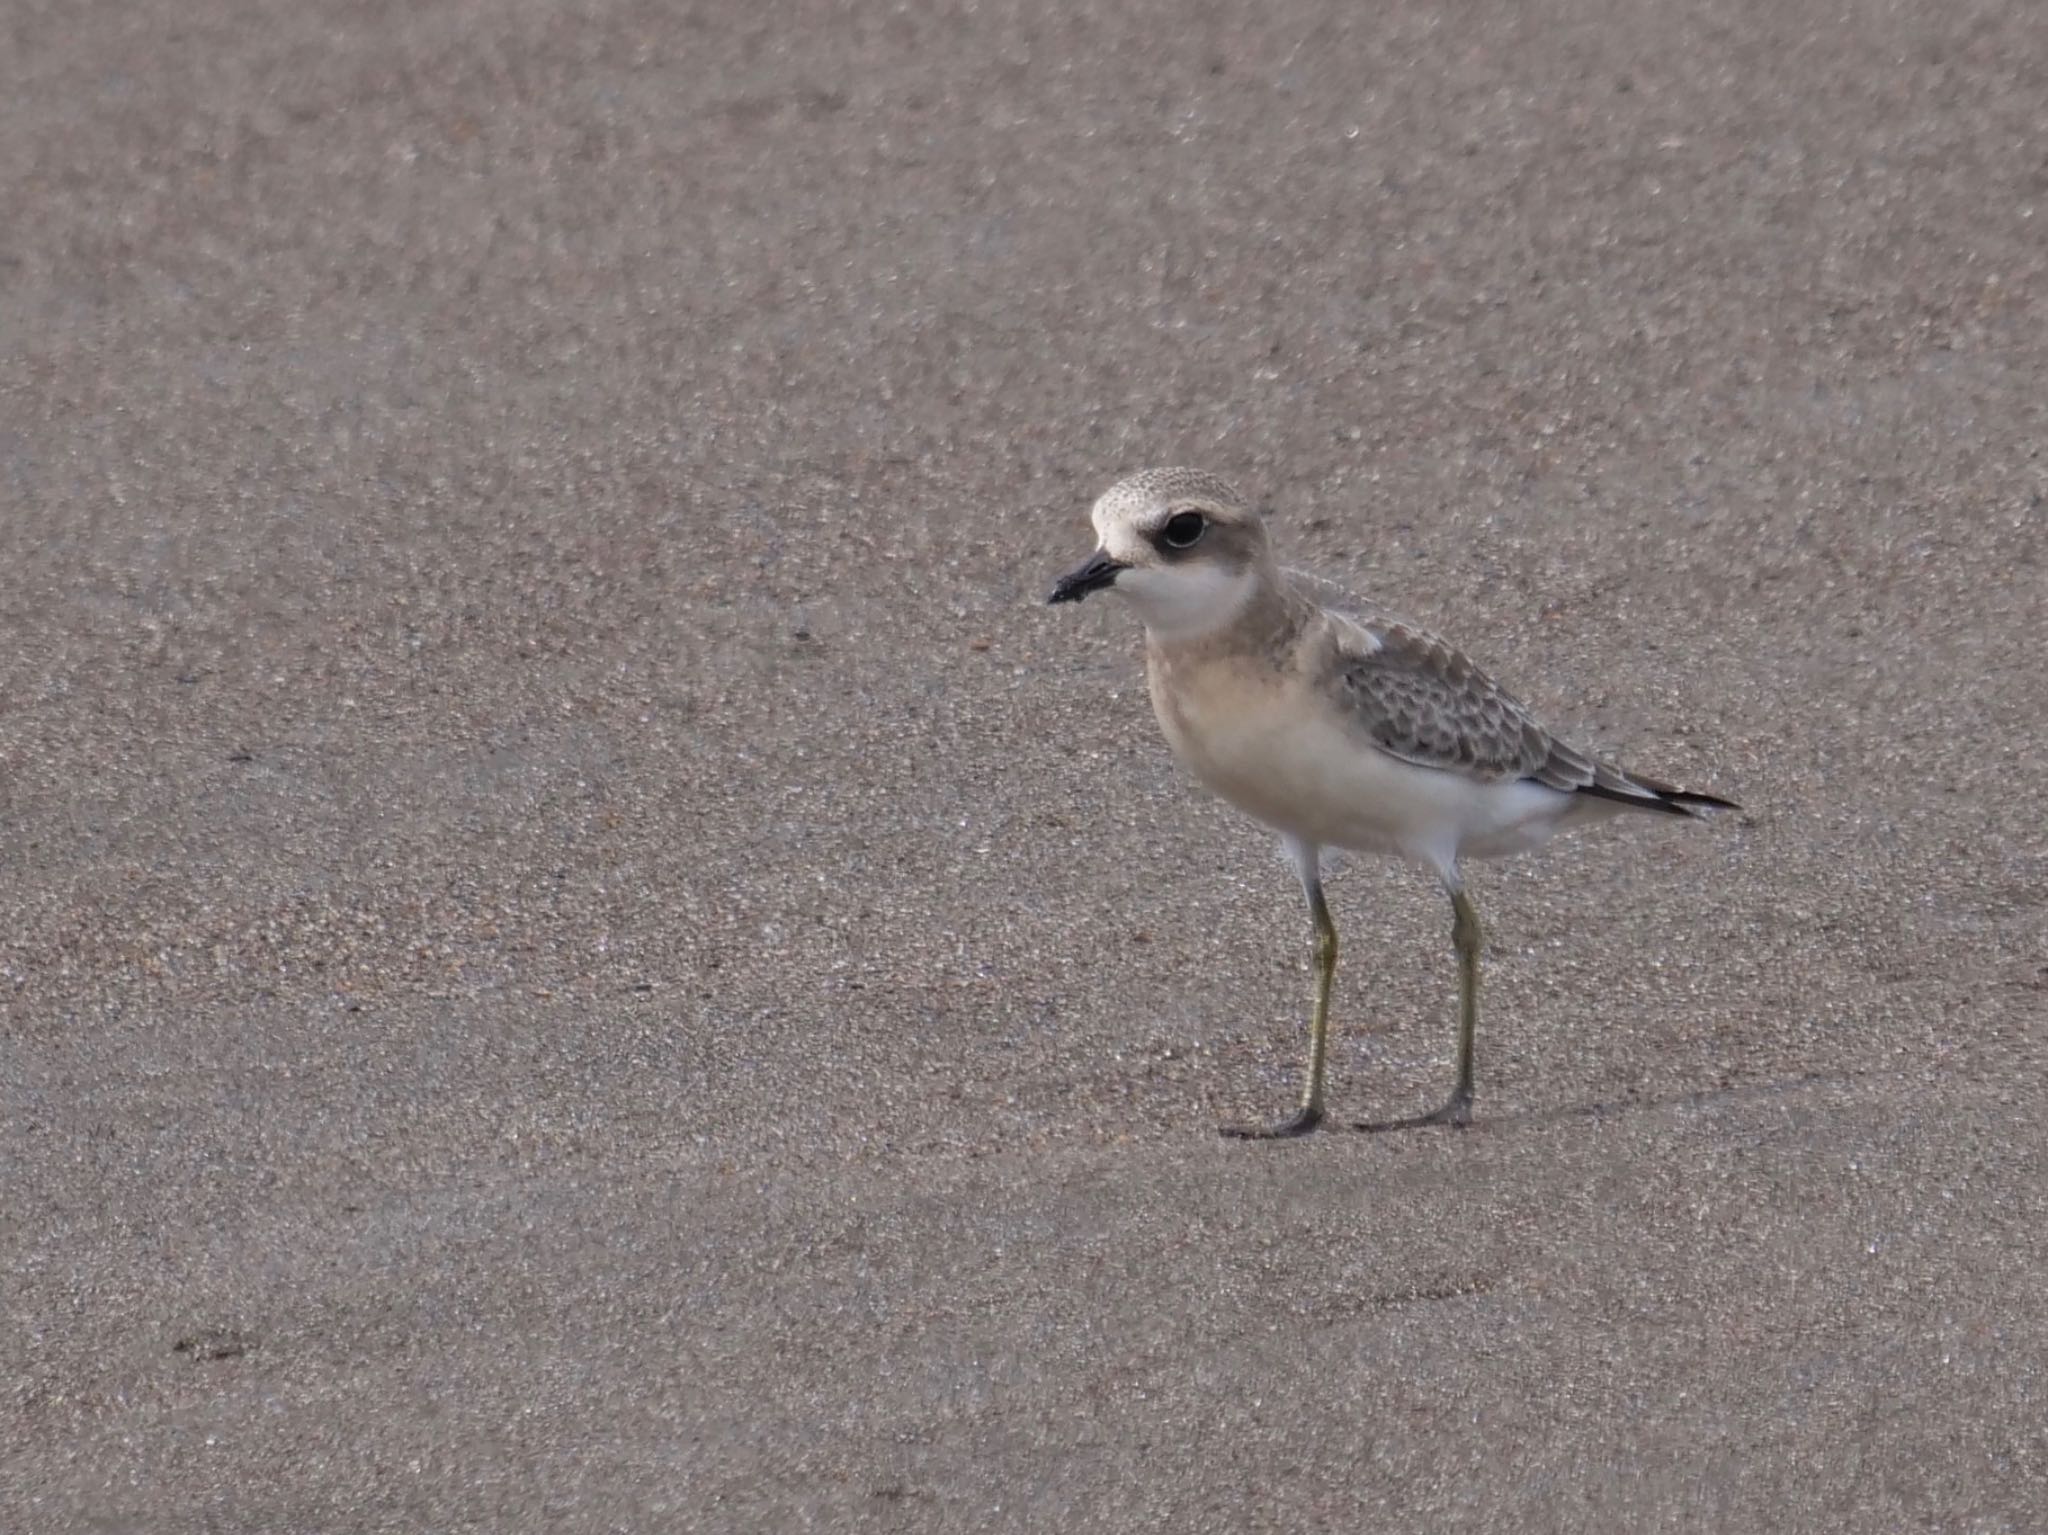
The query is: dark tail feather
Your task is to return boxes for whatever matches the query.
[1660,787,1740,812]
[1567,775,1740,818]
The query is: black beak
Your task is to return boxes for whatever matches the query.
[1047,551,1127,605]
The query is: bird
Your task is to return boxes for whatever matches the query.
[1047,467,1737,1139]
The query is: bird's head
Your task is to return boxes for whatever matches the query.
[1047,467,1271,639]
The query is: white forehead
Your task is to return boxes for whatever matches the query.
[1088,466,1244,538]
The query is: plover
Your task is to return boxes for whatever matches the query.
[1048,467,1736,1139]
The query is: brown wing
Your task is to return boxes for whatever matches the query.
[1320,613,1631,795]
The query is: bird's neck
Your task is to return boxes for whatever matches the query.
[1143,568,1300,663]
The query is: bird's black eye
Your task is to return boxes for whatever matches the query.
[1160,511,1206,549]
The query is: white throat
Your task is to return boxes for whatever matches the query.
[1117,562,1261,642]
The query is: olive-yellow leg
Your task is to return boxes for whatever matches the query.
[1356,884,1481,1132]
[1222,840,1335,1140]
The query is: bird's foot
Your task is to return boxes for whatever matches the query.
[1352,1089,1473,1133]
[1219,1104,1325,1140]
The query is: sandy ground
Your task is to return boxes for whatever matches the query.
[4,1,2046,1529]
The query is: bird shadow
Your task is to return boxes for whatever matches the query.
[1345,1068,1863,1137]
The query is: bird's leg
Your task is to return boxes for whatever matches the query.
[1222,842,1334,1140]
[1445,886,1480,1115]
[1354,883,1480,1132]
